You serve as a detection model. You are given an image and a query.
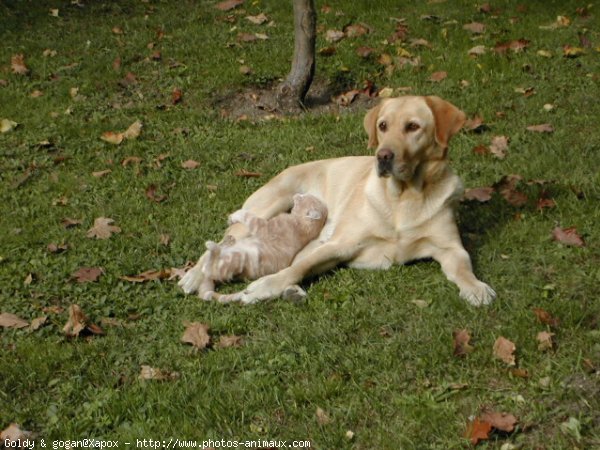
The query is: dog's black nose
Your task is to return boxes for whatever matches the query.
[377,148,394,162]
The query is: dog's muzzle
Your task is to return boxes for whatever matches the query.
[376,148,394,177]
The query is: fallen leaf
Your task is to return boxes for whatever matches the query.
[464,115,488,132]
[235,169,262,178]
[112,56,122,71]
[120,269,171,283]
[29,316,47,331]
[537,49,553,58]
[335,89,360,107]
[0,312,29,329]
[239,64,254,74]
[24,273,33,286]
[472,145,489,155]
[537,331,555,351]
[0,118,18,133]
[100,131,124,145]
[92,169,112,178]
[215,335,244,348]
[481,410,518,432]
[11,54,29,75]
[493,336,516,366]
[463,22,486,33]
[496,174,528,207]
[246,13,268,25]
[490,135,509,159]
[123,120,142,139]
[47,242,68,254]
[453,329,474,357]
[237,32,257,42]
[181,322,211,349]
[344,23,369,37]
[111,26,123,34]
[159,234,170,246]
[552,226,585,247]
[121,156,143,166]
[181,159,200,169]
[429,71,447,82]
[527,123,554,133]
[410,38,432,48]
[63,304,103,337]
[356,46,375,58]
[493,39,530,54]
[61,217,82,228]
[316,407,331,425]
[49,8,59,17]
[532,308,560,327]
[536,197,556,211]
[0,423,33,441]
[86,217,121,239]
[139,365,180,381]
[71,267,103,283]
[563,45,585,58]
[325,29,345,43]
[215,0,244,11]
[145,184,167,203]
[464,187,494,202]
[172,88,183,104]
[30,89,43,98]
[510,368,530,378]
[468,45,486,56]
[465,417,492,445]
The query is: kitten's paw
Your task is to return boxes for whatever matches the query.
[228,209,248,225]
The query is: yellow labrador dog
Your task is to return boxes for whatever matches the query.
[180,95,496,306]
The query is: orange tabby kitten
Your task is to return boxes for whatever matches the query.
[199,194,327,303]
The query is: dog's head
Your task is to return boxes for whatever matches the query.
[363,95,466,182]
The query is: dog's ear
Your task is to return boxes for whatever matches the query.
[424,96,466,149]
[363,102,383,149]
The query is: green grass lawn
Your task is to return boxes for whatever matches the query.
[1,0,599,448]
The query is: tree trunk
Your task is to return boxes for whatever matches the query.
[277,0,316,111]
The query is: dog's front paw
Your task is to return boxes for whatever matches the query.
[228,209,248,225]
[239,272,290,305]
[460,281,496,306]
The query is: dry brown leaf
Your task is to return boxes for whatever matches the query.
[1,118,18,133]
[71,267,103,283]
[325,29,345,43]
[139,365,180,381]
[215,335,244,349]
[536,197,556,211]
[468,45,486,56]
[145,184,168,203]
[316,407,331,425]
[181,322,211,349]
[527,123,554,133]
[181,159,200,169]
[453,329,474,357]
[493,39,530,54]
[100,131,124,145]
[463,187,494,202]
[121,156,143,166]
[335,89,360,107]
[159,234,171,246]
[11,54,29,75]
[0,423,33,441]
[429,71,447,82]
[29,316,48,331]
[235,169,262,178]
[0,312,29,329]
[463,22,486,34]
[537,331,555,351]
[490,135,509,159]
[480,410,518,432]
[410,38,432,48]
[86,217,121,239]
[344,23,369,38]
[552,226,585,247]
[61,217,82,228]
[465,417,492,445]
[246,13,268,25]
[92,169,112,178]
[172,88,183,105]
[532,308,560,327]
[47,243,68,254]
[215,0,244,11]
[493,336,516,366]
[563,45,585,58]
[120,269,171,283]
[496,174,528,207]
[63,304,103,337]
[123,120,142,139]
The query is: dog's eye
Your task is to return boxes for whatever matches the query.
[405,122,420,132]
[378,121,387,132]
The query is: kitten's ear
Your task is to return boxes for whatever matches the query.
[306,209,322,220]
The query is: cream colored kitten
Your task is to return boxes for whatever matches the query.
[199,194,327,303]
